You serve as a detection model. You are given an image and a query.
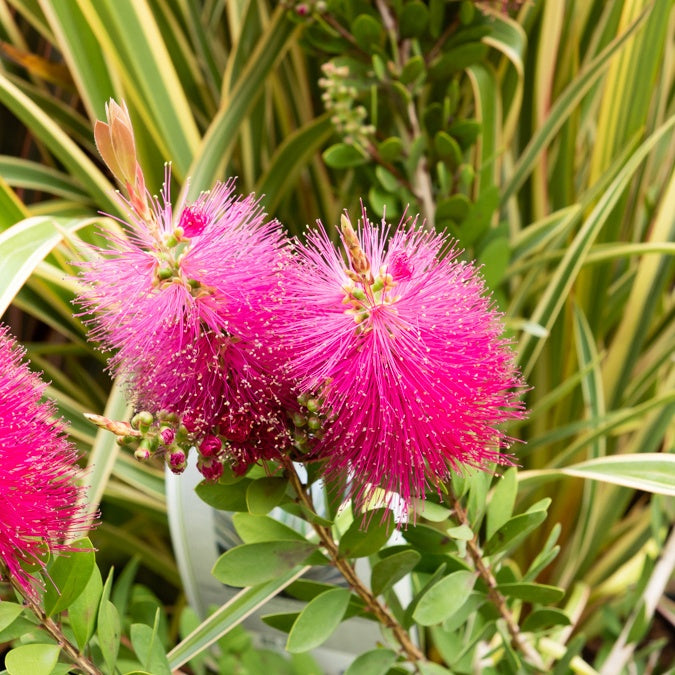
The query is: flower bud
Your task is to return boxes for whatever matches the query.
[199,434,222,457]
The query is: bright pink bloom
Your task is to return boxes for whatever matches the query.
[0,326,89,599]
[280,209,525,512]
[78,170,293,467]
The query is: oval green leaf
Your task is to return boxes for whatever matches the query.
[44,537,96,617]
[286,588,351,653]
[5,643,61,675]
[344,648,397,675]
[212,541,317,587]
[412,570,477,626]
[338,510,394,559]
[246,477,288,515]
[371,550,421,596]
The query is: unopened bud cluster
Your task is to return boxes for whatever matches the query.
[320,62,374,147]
[116,410,192,474]
[291,393,326,454]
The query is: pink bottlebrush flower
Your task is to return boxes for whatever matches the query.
[0,326,90,599]
[77,169,294,470]
[280,209,525,513]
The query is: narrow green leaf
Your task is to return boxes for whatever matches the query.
[412,571,477,626]
[167,566,309,670]
[184,7,298,198]
[502,8,649,203]
[522,608,571,632]
[487,468,518,540]
[5,644,60,675]
[69,565,102,651]
[286,588,351,653]
[97,570,120,675]
[0,216,99,318]
[484,509,548,556]
[212,541,317,587]
[496,582,564,604]
[371,550,421,596]
[0,73,118,213]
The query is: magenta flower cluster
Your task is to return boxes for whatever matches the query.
[79,177,524,510]
[0,326,90,599]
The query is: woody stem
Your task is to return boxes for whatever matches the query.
[280,456,425,668]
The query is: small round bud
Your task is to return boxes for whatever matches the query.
[306,398,320,413]
[292,412,307,428]
[307,416,322,431]
[198,457,224,481]
[131,410,153,430]
[156,266,173,281]
[135,447,151,461]
[168,449,187,473]
[160,427,175,445]
[199,434,222,458]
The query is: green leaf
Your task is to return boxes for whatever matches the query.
[436,194,471,223]
[412,571,477,626]
[418,661,454,674]
[97,570,121,675]
[323,143,368,169]
[233,513,306,544]
[429,43,488,79]
[196,478,251,511]
[212,541,317,587]
[560,454,675,496]
[483,509,549,556]
[343,648,397,675]
[246,477,288,515]
[519,453,675,497]
[5,644,61,675]
[399,2,429,38]
[130,612,172,675]
[338,510,394,558]
[486,468,518,540]
[371,550,421,596]
[434,131,462,166]
[43,537,96,617]
[0,603,24,633]
[478,236,510,288]
[496,582,564,604]
[400,55,426,85]
[522,608,571,632]
[0,216,99,318]
[286,588,351,653]
[377,137,404,162]
[69,564,102,651]
[184,7,297,197]
[501,8,649,203]
[351,14,383,52]
[168,566,308,670]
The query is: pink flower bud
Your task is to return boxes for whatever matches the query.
[199,434,222,457]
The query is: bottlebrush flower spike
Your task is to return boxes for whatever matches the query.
[280,208,525,514]
[77,167,293,475]
[0,326,90,599]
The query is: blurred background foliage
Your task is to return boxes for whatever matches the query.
[0,0,673,671]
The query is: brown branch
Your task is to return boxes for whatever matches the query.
[452,499,546,670]
[7,574,103,675]
[280,456,425,667]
